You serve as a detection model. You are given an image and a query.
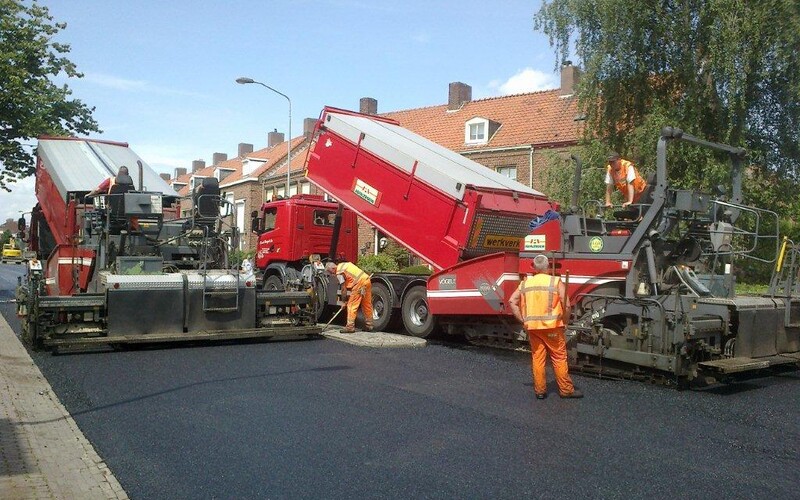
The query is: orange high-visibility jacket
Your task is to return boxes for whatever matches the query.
[336,262,368,289]
[519,274,564,330]
[607,159,647,202]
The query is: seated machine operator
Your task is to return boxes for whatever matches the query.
[86,166,130,198]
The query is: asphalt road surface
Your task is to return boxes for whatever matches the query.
[2,264,798,499]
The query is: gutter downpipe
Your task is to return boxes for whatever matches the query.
[529,145,534,189]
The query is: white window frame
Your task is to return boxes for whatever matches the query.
[215,168,235,181]
[496,166,517,180]
[189,176,208,191]
[465,117,488,144]
[235,200,246,250]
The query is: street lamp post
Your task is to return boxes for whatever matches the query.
[235,77,292,197]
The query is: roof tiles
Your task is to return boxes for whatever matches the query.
[381,89,580,151]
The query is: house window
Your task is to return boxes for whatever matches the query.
[496,166,517,180]
[469,123,485,141]
[465,117,491,145]
[235,201,246,250]
[189,176,208,191]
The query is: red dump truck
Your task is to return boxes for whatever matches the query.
[301,107,554,339]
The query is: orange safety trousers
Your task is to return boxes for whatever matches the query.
[527,327,574,396]
[346,278,373,328]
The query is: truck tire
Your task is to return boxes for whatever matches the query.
[370,282,395,332]
[264,275,284,291]
[401,286,436,338]
[313,276,332,323]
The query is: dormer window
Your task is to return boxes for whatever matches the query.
[215,168,235,182]
[469,122,485,142]
[465,116,500,145]
[189,176,207,191]
[242,157,267,177]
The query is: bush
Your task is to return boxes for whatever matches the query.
[357,254,397,273]
[229,249,255,268]
[398,265,432,275]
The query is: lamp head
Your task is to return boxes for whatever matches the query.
[236,77,255,84]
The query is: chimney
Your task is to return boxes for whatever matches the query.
[238,143,254,157]
[159,173,171,181]
[560,61,581,96]
[212,152,227,165]
[448,82,472,111]
[268,129,285,148]
[174,167,188,178]
[303,118,317,139]
[360,97,378,115]
[191,160,205,173]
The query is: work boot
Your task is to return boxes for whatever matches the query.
[339,326,356,334]
[535,392,547,400]
[559,389,584,399]
[364,324,374,332]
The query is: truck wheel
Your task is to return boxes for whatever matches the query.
[264,275,284,291]
[370,282,395,332]
[313,276,332,323]
[401,286,436,338]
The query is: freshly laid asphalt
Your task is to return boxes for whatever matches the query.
[1,263,799,499]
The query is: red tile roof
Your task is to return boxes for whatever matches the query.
[381,89,580,151]
[269,141,309,178]
[251,136,306,178]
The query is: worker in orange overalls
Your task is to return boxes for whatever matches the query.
[604,152,647,207]
[325,261,373,333]
[509,254,583,400]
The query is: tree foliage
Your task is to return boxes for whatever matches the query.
[534,0,800,221]
[0,0,99,189]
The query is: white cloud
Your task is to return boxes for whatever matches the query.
[134,144,194,174]
[1,176,37,224]
[84,72,208,99]
[489,68,557,95]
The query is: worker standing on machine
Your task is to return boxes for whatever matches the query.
[325,261,373,333]
[604,152,647,207]
[509,254,582,400]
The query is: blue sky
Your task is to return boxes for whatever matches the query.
[4,0,561,222]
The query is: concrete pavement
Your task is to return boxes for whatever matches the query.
[0,315,127,499]
[321,327,427,348]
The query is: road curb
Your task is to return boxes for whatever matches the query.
[0,314,128,499]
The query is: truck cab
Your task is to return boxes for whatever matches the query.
[253,195,358,290]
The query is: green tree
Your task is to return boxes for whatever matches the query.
[0,0,99,189]
[534,0,800,213]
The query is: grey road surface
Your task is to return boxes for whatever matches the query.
[2,264,798,499]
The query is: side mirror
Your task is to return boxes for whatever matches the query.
[17,217,26,231]
[250,211,262,233]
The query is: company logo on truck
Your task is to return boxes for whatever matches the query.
[524,234,546,251]
[483,235,522,250]
[438,275,457,290]
[353,179,381,206]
